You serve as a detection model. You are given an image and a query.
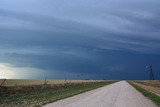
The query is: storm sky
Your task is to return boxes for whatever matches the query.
[0,0,160,80]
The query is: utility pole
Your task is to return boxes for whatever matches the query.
[146,65,155,80]
[149,65,155,80]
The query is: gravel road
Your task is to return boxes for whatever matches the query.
[44,81,157,107]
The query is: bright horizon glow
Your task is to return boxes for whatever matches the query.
[0,63,16,79]
[0,63,44,79]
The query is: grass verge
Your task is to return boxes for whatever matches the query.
[0,81,116,107]
[129,82,160,106]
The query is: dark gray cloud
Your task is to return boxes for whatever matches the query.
[0,0,160,79]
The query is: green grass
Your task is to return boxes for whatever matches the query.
[0,81,116,107]
[129,82,160,106]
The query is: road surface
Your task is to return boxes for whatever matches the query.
[44,81,157,107]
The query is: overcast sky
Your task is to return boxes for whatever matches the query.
[0,0,160,80]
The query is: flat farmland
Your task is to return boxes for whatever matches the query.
[134,80,160,88]
[0,79,104,86]
[0,79,116,107]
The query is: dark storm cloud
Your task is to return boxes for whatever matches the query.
[0,0,160,79]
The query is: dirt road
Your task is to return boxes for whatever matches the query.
[44,81,157,107]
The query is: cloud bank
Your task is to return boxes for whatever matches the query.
[0,0,160,79]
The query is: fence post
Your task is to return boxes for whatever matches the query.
[0,78,6,87]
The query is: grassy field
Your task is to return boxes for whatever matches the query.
[133,80,160,88]
[129,81,160,106]
[0,79,116,107]
[0,79,103,86]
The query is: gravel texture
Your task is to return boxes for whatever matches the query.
[44,81,157,107]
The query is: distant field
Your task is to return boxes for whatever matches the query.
[0,79,116,107]
[134,80,160,88]
[129,80,160,95]
[0,79,105,86]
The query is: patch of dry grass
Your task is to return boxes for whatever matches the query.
[133,80,160,88]
[0,79,105,86]
[0,79,116,107]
